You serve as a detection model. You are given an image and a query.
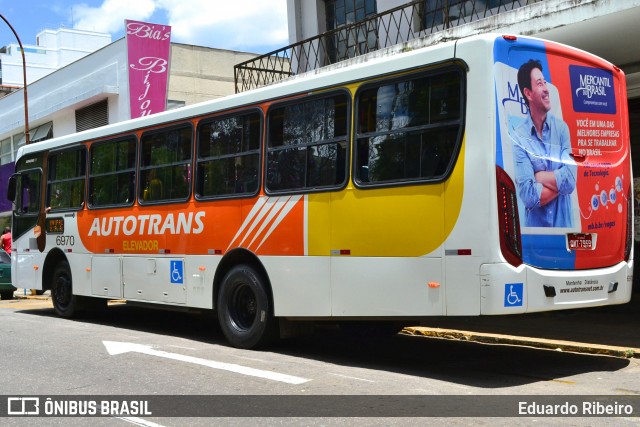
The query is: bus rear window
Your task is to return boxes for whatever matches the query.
[355,68,464,185]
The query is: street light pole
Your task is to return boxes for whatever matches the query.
[0,14,29,145]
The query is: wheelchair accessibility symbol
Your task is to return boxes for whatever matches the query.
[504,283,523,307]
[170,260,184,284]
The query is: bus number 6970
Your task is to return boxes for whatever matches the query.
[55,235,75,246]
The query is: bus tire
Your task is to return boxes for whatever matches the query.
[51,261,79,318]
[0,290,14,300]
[217,265,277,349]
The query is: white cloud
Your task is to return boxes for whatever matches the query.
[73,0,157,33]
[158,0,289,52]
[71,0,289,53]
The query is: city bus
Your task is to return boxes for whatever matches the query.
[7,34,633,349]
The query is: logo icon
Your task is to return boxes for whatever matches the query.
[170,260,183,284]
[501,81,529,115]
[504,283,524,307]
[7,397,40,415]
[569,65,616,114]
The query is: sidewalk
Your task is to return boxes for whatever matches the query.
[12,288,51,300]
[9,288,640,358]
[405,291,640,358]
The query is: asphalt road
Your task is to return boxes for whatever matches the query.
[1,297,639,426]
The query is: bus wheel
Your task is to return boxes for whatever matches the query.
[217,265,277,349]
[51,261,78,318]
[0,290,14,300]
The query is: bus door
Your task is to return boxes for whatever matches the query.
[8,168,44,289]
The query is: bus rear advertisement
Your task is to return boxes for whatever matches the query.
[8,34,632,349]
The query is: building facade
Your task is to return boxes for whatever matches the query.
[282,1,640,89]
[278,0,640,240]
[0,37,258,216]
[0,27,112,87]
[4,1,640,217]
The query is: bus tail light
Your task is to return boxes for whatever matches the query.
[496,166,522,267]
[625,186,632,262]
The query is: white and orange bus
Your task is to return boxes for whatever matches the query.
[8,34,633,348]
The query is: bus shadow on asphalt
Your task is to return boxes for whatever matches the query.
[15,300,632,390]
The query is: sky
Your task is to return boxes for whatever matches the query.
[0,0,290,54]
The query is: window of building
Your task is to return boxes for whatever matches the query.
[10,123,53,150]
[139,124,192,203]
[76,99,108,132]
[89,136,137,208]
[266,92,349,193]
[47,148,86,211]
[421,0,525,32]
[167,100,186,110]
[325,0,377,62]
[30,122,53,143]
[13,132,25,159]
[0,137,11,166]
[196,111,261,199]
[355,68,464,186]
[422,0,448,29]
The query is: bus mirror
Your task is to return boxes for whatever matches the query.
[6,174,17,202]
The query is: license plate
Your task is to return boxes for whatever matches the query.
[568,233,593,250]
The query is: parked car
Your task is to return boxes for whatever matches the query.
[0,250,15,300]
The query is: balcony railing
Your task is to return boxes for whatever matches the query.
[234,0,541,93]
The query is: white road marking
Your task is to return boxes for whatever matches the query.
[329,373,375,383]
[117,417,166,427]
[103,341,310,385]
[167,345,198,351]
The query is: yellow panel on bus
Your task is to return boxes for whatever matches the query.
[307,138,465,257]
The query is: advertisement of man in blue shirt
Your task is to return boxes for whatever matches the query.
[512,59,577,227]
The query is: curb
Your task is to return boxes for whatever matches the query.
[401,327,639,359]
[13,291,50,301]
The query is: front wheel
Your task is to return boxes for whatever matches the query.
[51,261,79,318]
[217,265,278,349]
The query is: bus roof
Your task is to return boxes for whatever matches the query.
[15,33,615,160]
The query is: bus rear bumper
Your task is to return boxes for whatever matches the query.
[480,260,633,315]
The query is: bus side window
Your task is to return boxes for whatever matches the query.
[196,111,261,199]
[89,136,137,208]
[356,140,370,183]
[140,125,192,203]
[355,68,463,185]
[266,92,349,193]
[119,175,134,203]
[19,177,31,213]
[144,169,164,201]
[47,148,86,211]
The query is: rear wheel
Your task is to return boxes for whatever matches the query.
[217,265,278,349]
[51,261,79,318]
[0,290,14,300]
